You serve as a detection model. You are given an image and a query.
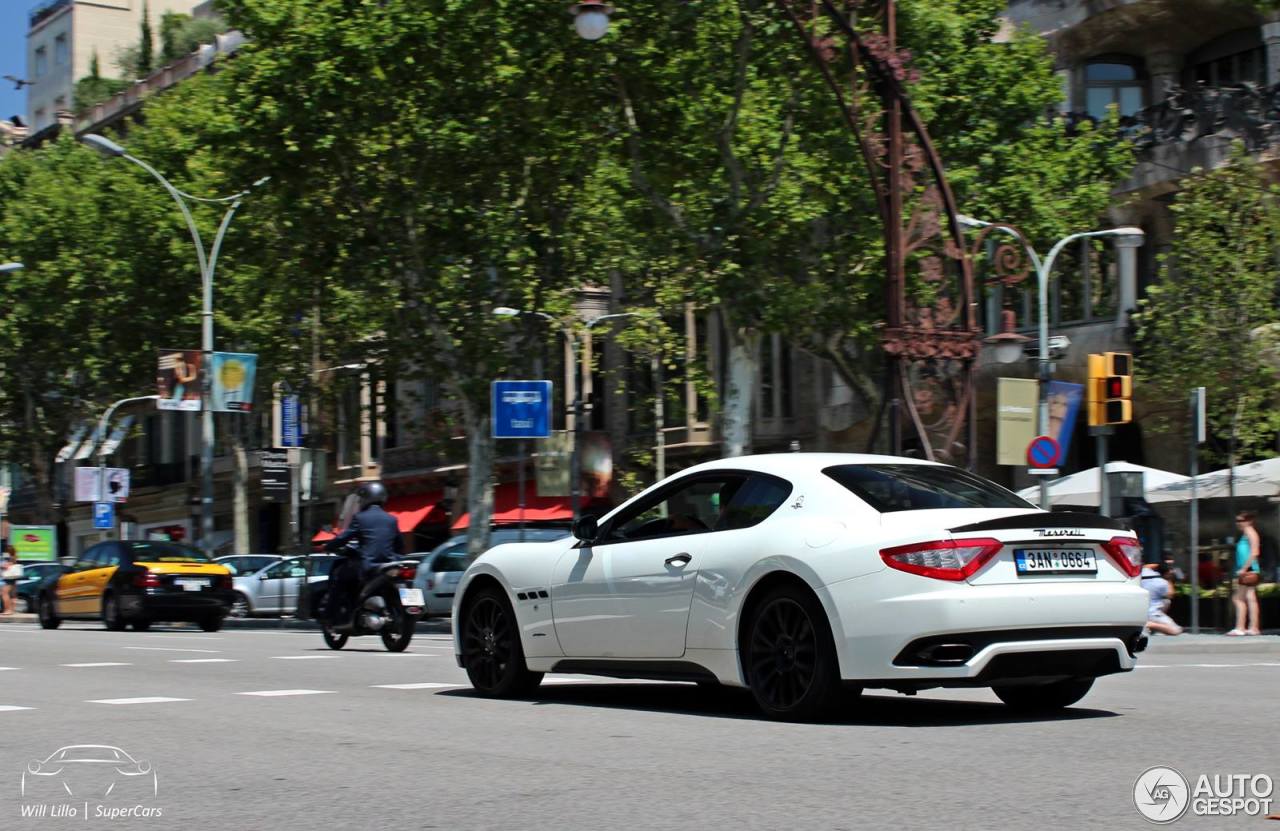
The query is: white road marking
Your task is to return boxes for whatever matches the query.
[270,655,335,660]
[88,697,192,705]
[371,683,459,690]
[62,662,131,668]
[143,635,223,641]
[123,647,221,653]
[171,658,238,663]
[1137,662,1280,669]
[0,667,19,671]
[236,689,335,697]
[0,705,34,711]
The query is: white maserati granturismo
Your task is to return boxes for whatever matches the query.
[453,453,1149,720]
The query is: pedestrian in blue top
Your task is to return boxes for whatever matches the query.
[1228,511,1261,636]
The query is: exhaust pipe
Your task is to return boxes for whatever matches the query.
[916,643,975,665]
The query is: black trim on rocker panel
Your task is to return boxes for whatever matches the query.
[550,660,718,683]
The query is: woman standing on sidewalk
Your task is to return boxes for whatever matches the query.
[0,547,22,615]
[1229,512,1262,636]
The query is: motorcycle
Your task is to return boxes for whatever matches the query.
[318,545,425,652]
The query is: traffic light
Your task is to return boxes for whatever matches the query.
[1088,352,1133,426]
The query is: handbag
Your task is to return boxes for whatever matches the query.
[1239,570,1261,587]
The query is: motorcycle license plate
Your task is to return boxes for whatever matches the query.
[398,588,425,606]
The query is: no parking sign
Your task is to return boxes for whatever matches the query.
[1026,435,1061,470]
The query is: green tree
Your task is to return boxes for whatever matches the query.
[160,12,226,64]
[211,0,614,554]
[74,51,129,111]
[139,1,155,76]
[1135,147,1280,462]
[0,137,198,519]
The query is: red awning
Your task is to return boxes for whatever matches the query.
[451,483,583,531]
[311,491,445,541]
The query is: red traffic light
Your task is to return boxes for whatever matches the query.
[1105,378,1124,397]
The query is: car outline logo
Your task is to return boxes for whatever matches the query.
[22,745,157,798]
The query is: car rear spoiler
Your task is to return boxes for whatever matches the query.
[949,511,1129,533]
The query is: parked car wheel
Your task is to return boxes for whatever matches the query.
[37,594,60,630]
[229,593,252,619]
[102,593,127,632]
[743,584,840,722]
[460,586,542,697]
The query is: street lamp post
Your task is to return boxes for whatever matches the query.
[959,215,1145,509]
[95,394,160,538]
[494,307,636,520]
[0,263,24,274]
[82,133,269,555]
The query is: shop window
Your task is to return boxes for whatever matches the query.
[1084,57,1146,119]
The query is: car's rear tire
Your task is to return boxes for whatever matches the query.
[460,586,542,697]
[993,677,1095,712]
[102,593,126,631]
[132,619,151,632]
[743,584,840,721]
[199,616,224,633]
[37,595,60,629]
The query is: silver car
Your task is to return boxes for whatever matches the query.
[412,528,570,618]
[231,555,338,617]
[215,554,282,577]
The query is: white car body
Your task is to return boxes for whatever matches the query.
[453,453,1148,707]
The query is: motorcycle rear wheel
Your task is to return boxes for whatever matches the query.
[380,615,414,652]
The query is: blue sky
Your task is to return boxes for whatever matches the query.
[1,1,28,122]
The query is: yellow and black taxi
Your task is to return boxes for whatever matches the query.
[37,540,235,632]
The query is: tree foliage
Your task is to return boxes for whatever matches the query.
[1135,147,1280,461]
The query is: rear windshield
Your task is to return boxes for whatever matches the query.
[823,464,1032,513]
[126,542,212,563]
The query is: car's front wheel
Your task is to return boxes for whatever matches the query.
[461,586,542,697]
[744,584,840,721]
[993,678,1095,712]
[229,593,251,618]
[37,595,60,629]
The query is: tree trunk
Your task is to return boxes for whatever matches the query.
[721,317,760,458]
[231,420,250,555]
[23,389,56,524]
[460,396,494,560]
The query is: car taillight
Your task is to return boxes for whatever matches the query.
[880,538,1003,581]
[215,574,233,590]
[132,569,162,589]
[1102,536,1143,578]
[399,565,416,582]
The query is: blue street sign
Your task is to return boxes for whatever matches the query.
[281,394,302,448]
[491,380,553,439]
[93,502,114,530]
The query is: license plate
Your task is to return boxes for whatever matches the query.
[398,588,425,606]
[1014,549,1097,575]
[174,578,208,591]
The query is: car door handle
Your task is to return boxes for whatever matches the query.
[665,553,692,567]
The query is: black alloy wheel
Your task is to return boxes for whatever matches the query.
[229,594,251,619]
[102,594,126,631]
[37,594,60,629]
[322,625,348,650]
[461,588,542,697]
[993,677,1095,712]
[745,586,840,721]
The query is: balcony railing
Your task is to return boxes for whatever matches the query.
[29,0,70,28]
[1066,81,1280,154]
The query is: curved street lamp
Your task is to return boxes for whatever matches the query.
[81,132,270,554]
[569,1,614,40]
[0,263,24,274]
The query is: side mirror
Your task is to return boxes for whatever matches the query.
[259,574,269,581]
[572,515,598,543]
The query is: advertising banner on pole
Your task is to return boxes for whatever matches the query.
[997,378,1039,466]
[74,467,130,502]
[535,432,572,497]
[157,349,202,411]
[211,352,258,412]
[281,394,302,447]
[10,526,58,561]
[260,449,291,501]
[1045,380,1084,464]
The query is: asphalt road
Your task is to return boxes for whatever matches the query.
[0,624,1276,831]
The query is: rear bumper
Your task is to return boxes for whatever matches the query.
[121,589,235,620]
[822,572,1149,688]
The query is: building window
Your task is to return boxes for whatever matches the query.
[1084,57,1145,119]
[54,95,65,111]
[54,33,68,66]
[34,46,48,78]
[33,108,46,128]
[1188,29,1266,87]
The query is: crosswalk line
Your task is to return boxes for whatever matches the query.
[0,705,34,712]
[123,647,222,654]
[370,683,459,690]
[0,667,19,671]
[62,662,131,668]
[88,697,191,705]
[236,689,335,697]
[270,655,335,660]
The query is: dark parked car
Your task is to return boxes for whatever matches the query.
[16,562,68,613]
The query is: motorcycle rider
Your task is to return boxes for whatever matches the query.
[322,481,404,625]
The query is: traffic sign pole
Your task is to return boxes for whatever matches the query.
[1026,435,1061,509]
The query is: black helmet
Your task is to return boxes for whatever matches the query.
[356,481,388,509]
